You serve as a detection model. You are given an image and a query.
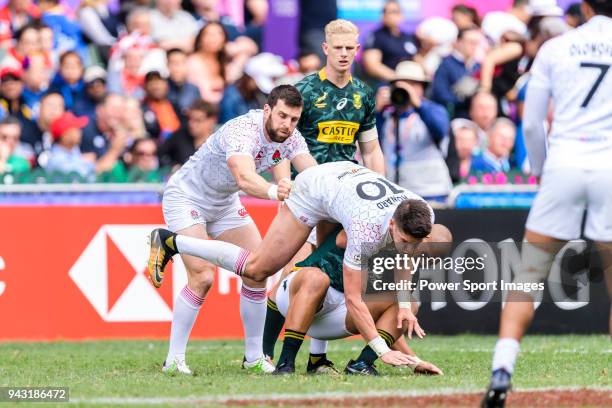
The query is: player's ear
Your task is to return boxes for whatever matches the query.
[263,103,271,116]
[322,41,329,56]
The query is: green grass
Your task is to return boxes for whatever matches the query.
[0,335,609,406]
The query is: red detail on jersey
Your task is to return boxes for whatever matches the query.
[272,150,282,164]
[255,150,264,161]
[238,207,248,217]
[190,209,200,220]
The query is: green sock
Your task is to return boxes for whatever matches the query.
[262,298,285,359]
[356,329,395,365]
[277,329,305,366]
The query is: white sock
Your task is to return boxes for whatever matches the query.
[492,338,520,374]
[240,284,267,362]
[176,235,250,275]
[166,286,204,364]
[309,338,328,355]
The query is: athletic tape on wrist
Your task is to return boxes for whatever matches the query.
[368,336,391,357]
[398,302,411,309]
[267,184,279,200]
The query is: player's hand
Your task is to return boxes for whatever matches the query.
[380,350,416,367]
[276,177,292,201]
[414,360,443,375]
[397,307,425,339]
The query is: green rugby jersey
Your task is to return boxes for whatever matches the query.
[295,227,345,293]
[295,68,377,165]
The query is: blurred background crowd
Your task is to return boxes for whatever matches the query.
[0,0,579,197]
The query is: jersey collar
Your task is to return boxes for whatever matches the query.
[318,68,353,83]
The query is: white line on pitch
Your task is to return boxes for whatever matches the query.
[71,386,612,405]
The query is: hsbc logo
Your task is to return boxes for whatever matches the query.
[69,225,189,322]
[69,224,276,322]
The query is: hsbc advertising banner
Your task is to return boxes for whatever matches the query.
[0,205,608,340]
[0,199,278,341]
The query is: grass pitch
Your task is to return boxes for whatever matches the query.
[0,335,609,406]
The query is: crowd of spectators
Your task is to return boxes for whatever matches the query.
[0,0,581,195]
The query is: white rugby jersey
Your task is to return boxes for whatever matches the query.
[298,162,432,270]
[528,15,612,172]
[165,110,309,205]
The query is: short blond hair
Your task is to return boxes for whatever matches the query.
[324,19,359,42]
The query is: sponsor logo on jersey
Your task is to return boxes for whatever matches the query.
[299,215,309,224]
[238,207,248,217]
[353,93,362,109]
[336,98,348,110]
[316,121,359,144]
[272,150,282,164]
[255,149,264,161]
[314,92,328,108]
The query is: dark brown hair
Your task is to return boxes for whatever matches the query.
[393,199,432,239]
[193,22,228,80]
[267,85,303,109]
[189,99,220,118]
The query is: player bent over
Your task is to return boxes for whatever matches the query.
[149,161,434,368]
[482,2,612,406]
[272,226,448,375]
[151,85,317,375]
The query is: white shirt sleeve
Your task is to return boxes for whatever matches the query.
[224,121,258,159]
[282,132,310,161]
[523,43,553,177]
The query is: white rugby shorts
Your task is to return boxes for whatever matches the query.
[163,187,254,238]
[275,272,354,340]
[526,168,612,241]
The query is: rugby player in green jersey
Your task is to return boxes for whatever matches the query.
[271,226,449,375]
[263,19,387,374]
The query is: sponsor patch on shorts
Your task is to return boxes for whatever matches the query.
[238,207,248,217]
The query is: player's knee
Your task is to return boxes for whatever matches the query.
[302,270,330,295]
[242,256,274,283]
[189,266,216,292]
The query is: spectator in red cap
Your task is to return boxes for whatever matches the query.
[46,111,95,180]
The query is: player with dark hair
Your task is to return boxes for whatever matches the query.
[149,161,435,369]
[271,225,451,375]
[151,84,318,375]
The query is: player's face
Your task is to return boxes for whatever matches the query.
[323,33,360,74]
[263,99,302,143]
[389,218,422,255]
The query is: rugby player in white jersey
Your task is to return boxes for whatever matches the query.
[270,225,450,375]
[149,161,435,367]
[483,1,612,406]
[150,85,318,374]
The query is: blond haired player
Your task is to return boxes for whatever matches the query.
[483,1,612,406]
[262,19,387,374]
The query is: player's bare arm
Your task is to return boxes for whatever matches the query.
[343,264,415,366]
[290,152,319,173]
[358,138,386,175]
[227,155,288,201]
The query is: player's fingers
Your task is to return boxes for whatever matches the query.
[415,322,425,339]
[407,320,414,339]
